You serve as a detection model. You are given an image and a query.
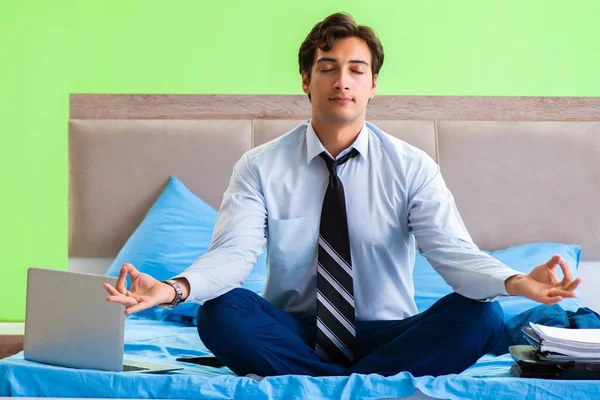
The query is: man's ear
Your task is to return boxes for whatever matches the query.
[301,71,310,95]
[370,74,378,99]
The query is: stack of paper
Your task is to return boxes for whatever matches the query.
[523,322,600,362]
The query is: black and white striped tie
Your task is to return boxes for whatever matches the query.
[315,148,359,367]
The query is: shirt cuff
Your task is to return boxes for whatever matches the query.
[487,267,523,298]
[173,271,210,304]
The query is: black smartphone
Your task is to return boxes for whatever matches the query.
[175,354,226,368]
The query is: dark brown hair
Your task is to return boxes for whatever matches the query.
[298,12,384,82]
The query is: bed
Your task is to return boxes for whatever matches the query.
[2,94,600,399]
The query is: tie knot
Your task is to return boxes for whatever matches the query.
[319,148,359,178]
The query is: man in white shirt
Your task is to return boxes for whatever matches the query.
[104,12,581,377]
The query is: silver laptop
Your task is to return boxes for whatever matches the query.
[24,267,183,373]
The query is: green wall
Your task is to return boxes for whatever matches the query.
[1,0,598,321]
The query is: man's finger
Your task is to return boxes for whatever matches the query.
[546,287,577,299]
[555,255,574,287]
[541,296,563,305]
[106,294,138,307]
[124,263,141,281]
[564,277,582,292]
[116,266,128,294]
[545,254,560,269]
[124,300,153,315]
[103,283,121,296]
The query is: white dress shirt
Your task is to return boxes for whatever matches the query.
[176,120,520,321]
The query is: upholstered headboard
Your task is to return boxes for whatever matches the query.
[69,95,600,265]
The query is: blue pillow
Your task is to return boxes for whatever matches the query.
[106,176,268,322]
[413,243,583,320]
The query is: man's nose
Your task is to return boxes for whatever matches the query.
[333,70,351,91]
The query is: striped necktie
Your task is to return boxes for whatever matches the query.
[315,148,359,367]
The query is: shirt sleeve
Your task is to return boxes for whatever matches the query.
[174,153,267,304]
[407,153,521,301]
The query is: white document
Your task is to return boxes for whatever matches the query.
[530,323,600,345]
[529,322,600,358]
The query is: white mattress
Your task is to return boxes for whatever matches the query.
[578,261,600,313]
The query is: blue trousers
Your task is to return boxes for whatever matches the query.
[196,288,503,377]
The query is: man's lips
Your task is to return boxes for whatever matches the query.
[330,97,353,103]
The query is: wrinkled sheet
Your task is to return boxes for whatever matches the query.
[2,317,599,399]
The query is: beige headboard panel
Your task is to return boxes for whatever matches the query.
[69,95,600,260]
[69,119,253,257]
[438,121,600,259]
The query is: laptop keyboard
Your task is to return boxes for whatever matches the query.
[123,364,150,372]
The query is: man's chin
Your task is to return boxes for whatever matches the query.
[318,110,363,124]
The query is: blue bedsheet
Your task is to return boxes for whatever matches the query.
[2,315,599,399]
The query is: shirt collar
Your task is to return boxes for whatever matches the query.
[305,120,369,164]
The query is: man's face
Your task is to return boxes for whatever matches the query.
[302,36,378,125]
